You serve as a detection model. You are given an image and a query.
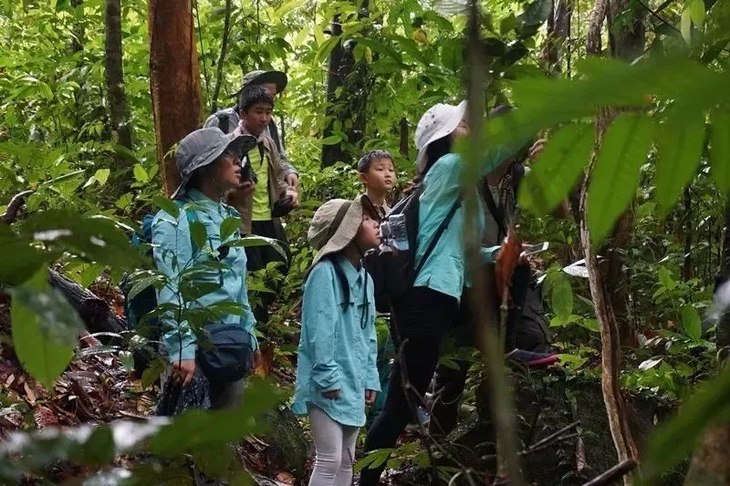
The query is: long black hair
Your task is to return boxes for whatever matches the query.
[424,135,452,176]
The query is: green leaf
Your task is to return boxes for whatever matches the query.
[10,270,84,388]
[519,123,594,215]
[655,109,705,214]
[354,448,393,472]
[689,0,705,27]
[681,305,702,341]
[154,196,180,219]
[681,7,692,43]
[710,109,730,194]
[95,168,110,185]
[643,368,730,482]
[0,225,46,286]
[189,221,208,250]
[18,211,143,268]
[219,216,241,242]
[133,164,149,183]
[551,272,573,320]
[587,113,654,246]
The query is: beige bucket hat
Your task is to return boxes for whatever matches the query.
[308,195,373,268]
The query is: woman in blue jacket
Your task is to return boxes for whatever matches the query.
[360,101,514,484]
[152,127,259,411]
[292,195,381,485]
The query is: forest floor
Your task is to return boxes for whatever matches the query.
[0,291,304,485]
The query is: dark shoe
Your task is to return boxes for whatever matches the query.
[506,348,559,367]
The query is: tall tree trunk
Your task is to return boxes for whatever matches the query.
[398,117,409,159]
[321,2,371,168]
[148,0,202,196]
[582,1,639,483]
[104,0,133,155]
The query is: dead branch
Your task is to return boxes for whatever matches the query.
[581,459,638,486]
[1,190,33,224]
[48,269,127,340]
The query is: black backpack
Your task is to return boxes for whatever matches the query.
[364,185,460,313]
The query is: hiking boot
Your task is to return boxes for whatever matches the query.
[505,348,559,367]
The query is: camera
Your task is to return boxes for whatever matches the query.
[240,155,258,184]
[379,214,409,253]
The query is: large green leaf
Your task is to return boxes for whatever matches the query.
[681,305,702,341]
[17,210,143,269]
[551,272,574,321]
[710,109,730,195]
[642,368,730,482]
[655,109,706,214]
[10,270,84,388]
[0,224,46,286]
[518,123,594,215]
[587,113,654,246]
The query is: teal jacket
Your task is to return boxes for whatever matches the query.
[152,189,258,363]
[292,255,380,427]
[413,151,508,301]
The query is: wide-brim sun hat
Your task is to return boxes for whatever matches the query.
[232,69,288,97]
[414,100,467,174]
[308,195,373,268]
[171,128,257,199]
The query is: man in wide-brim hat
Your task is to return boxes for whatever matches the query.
[203,69,298,188]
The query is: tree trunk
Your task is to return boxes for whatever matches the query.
[148,0,202,196]
[104,0,133,155]
[321,2,371,168]
[582,1,639,482]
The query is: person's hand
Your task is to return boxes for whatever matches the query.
[285,173,299,188]
[239,180,256,195]
[172,359,196,386]
[322,389,340,400]
[528,138,547,161]
[365,390,377,406]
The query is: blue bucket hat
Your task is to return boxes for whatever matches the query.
[171,128,257,199]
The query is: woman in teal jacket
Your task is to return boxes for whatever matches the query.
[292,195,381,486]
[152,127,259,411]
[361,101,512,485]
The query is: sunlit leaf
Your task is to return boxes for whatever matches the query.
[655,108,705,214]
[519,123,593,215]
[681,305,702,341]
[587,113,654,246]
[551,272,573,320]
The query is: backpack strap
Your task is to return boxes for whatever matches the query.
[330,257,351,309]
[216,112,230,134]
[483,183,508,241]
[412,197,462,283]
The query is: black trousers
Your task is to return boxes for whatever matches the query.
[245,219,290,324]
[360,287,458,486]
[430,264,531,436]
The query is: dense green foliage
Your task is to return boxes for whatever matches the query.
[1,0,729,482]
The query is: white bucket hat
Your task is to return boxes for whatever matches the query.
[414,100,467,173]
[171,128,257,199]
[308,195,373,268]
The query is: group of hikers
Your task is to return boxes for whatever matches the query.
[145,68,560,484]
